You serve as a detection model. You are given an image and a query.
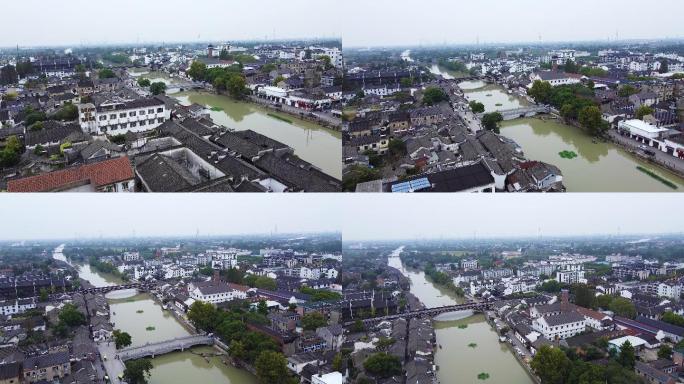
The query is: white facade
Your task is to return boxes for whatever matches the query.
[122,252,140,262]
[532,315,586,340]
[556,264,586,284]
[78,98,169,135]
[0,298,36,316]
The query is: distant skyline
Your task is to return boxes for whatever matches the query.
[341,194,684,241]
[2,0,683,48]
[0,195,340,241]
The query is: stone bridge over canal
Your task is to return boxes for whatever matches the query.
[480,106,550,121]
[344,300,495,327]
[118,335,214,361]
[79,282,158,295]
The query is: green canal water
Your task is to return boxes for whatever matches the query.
[458,80,684,192]
[387,247,532,384]
[175,92,342,179]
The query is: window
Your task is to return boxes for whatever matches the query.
[140,120,146,126]
[130,122,137,127]
[139,110,146,115]
[157,118,164,123]
[119,113,126,118]
[148,109,154,114]
[129,111,136,117]
[99,115,106,121]
[157,108,163,113]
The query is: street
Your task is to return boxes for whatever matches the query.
[609,130,684,176]
[98,341,127,384]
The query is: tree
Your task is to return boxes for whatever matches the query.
[255,350,291,384]
[219,49,231,60]
[273,75,285,86]
[388,138,407,157]
[188,61,207,82]
[564,59,578,74]
[400,78,413,88]
[39,288,49,302]
[422,87,448,106]
[617,85,638,98]
[617,340,635,369]
[98,68,116,79]
[363,353,402,378]
[58,303,86,326]
[528,80,553,104]
[662,311,684,327]
[257,300,269,316]
[586,80,595,90]
[538,280,562,293]
[635,105,654,120]
[15,61,33,78]
[609,297,636,318]
[578,106,607,136]
[0,65,18,85]
[595,294,613,310]
[124,359,153,384]
[113,329,132,349]
[137,78,151,87]
[149,82,167,95]
[332,353,344,372]
[659,59,669,74]
[225,74,247,99]
[187,301,218,331]
[469,101,485,113]
[530,345,571,384]
[0,135,22,168]
[572,284,594,308]
[481,112,503,134]
[658,344,673,359]
[301,312,327,331]
[52,103,79,121]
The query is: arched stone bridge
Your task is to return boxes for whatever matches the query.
[344,300,495,327]
[118,335,214,361]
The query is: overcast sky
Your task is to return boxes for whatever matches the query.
[0,194,340,241]
[341,194,684,241]
[3,0,683,48]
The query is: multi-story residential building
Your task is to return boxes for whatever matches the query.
[78,97,168,135]
[556,264,586,284]
[461,259,478,270]
[0,298,36,316]
[122,252,140,262]
[481,268,513,280]
[532,311,586,340]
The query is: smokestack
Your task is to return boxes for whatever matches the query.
[560,289,569,312]
[212,270,220,284]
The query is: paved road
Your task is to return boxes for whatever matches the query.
[248,96,342,127]
[609,130,684,175]
[97,341,127,383]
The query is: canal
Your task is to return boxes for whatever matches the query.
[52,245,256,384]
[458,80,684,192]
[174,92,342,179]
[388,247,532,384]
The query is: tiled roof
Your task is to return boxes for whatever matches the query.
[8,156,134,192]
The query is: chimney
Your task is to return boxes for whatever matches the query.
[560,289,569,312]
[212,270,220,284]
[552,63,559,72]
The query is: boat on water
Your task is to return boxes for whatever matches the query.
[498,336,507,343]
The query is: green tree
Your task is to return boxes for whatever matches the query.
[98,68,116,79]
[187,301,218,331]
[564,59,578,74]
[187,61,208,82]
[225,74,247,99]
[15,61,34,78]
[635,105,654,120]
[39,288,49,302]
[617,85,638,97]
[257,300,269,316]
[481,112,503,134]
[0,135,22,167]
[219,49,231,60]
[332,353,343,372]
[572,284,594,308]
[658,344,673,359]
[609,297,636,318]
[137,78,151,87]
[595,294,613,310]
[52,103,79,121]
[363,353,402,378]
[469,101,485,113]
[659,59,669,74]
[422,87,448,106]
[538,280,562,293]
[528,80,553,104]
[662,312,684,327]
[58,303,86,326]
[301,312,327,331]
[255,350,291,384]
[388,138,407,157]
[617,340,635,369]
[149,82,167,95]
[530,345,571,384]
[124,359,153,384]
[400,78,413,88]
[578,106,607,136]
[273,75,285,86]
[113,329,132,349]
[0,65,18,85]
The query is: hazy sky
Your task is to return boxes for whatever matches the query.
[1,0,344,47]
[3,0,682,48]
[0,194,340,241]
[341,194,684,241]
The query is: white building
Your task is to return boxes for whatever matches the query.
[188,280,247,304]
[78,97,168,135]
[311,372,344,384]
[122,252,140,262]
[529,71,580,87]
[658,283,682,300]
[556,264,586,284]
[461,259,478,270]
[618,119,669,147]
[0,298,36,316]
[532,311,586,340]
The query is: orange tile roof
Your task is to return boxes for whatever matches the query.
[8,156,134,192]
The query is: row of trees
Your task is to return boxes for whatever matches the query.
[186,301,298,384]
[528,81,608,136]
[187,61,247,99]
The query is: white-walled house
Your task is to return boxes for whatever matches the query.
[78,97,169,135]
[188,280,248,304]
[532,311,586,340]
